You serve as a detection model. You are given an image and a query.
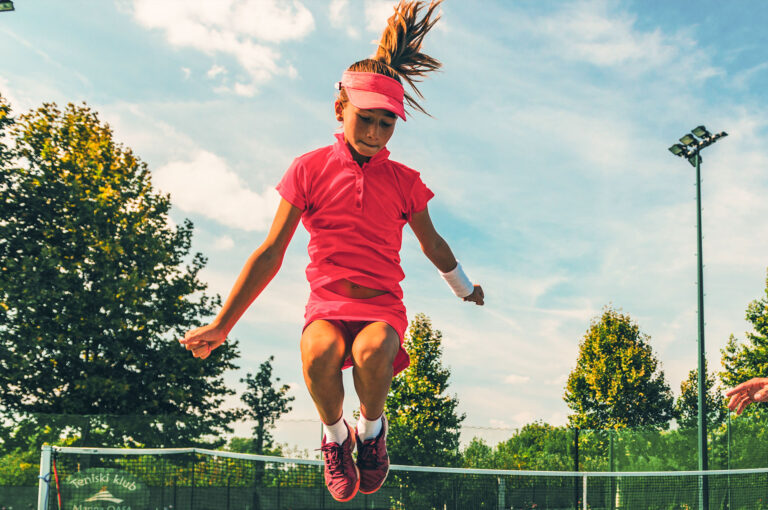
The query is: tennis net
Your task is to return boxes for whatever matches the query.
[37,445,768,509]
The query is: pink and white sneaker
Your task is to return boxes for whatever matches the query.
[319,421,359,502]
[356,415,390,494]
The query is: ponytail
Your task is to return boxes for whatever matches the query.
[342,0,443,116]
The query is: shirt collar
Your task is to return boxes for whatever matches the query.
[333,132,390,167]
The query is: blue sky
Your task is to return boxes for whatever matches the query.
[3,0,768,452]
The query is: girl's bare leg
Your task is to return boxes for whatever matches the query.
[350,322,400,420]
[301,320,349,424]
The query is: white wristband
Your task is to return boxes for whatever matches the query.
[439,261,474,298]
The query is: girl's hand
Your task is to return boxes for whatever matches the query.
[179,323,227,360]
[726,377,768,415]
[463,285,484,306]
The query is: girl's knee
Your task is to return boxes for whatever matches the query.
[351,323,399,368]
[301,320,347,373]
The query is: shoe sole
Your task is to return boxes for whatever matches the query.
[328,463,360,502]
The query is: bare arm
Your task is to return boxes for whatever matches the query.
[408,206,484,305]
[180,198,303,357]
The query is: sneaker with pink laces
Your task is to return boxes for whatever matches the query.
[356,415,389,494]
[319,421,359,502]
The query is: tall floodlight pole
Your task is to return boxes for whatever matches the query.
[668,126,727,510]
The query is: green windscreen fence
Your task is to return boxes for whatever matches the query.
[36,446,768,510]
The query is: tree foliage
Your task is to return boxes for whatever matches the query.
[673,361,727,429]
[564,307,673,429]
[239,355,294,454]
[721,268,768,395]
[0,97,239,448]
[386,313,465,467]
[494,421,572,470]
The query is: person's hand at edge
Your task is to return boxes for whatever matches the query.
[463,285,484,306]
[179,324,227,360]
[725,377,768,415]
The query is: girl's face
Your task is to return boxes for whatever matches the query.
[335,100,397,163]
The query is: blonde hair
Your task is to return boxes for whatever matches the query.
[340,0,443,116]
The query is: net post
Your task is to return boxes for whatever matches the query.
[497,476,506,510]
[573,428,580,510]
[582,474,587,510]
[37,444,52,510]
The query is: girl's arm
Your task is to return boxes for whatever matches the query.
[180,198,304,358]
[408,206,484,306]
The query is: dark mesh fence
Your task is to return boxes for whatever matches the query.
[34,447,768,510]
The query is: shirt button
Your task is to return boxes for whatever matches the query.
[356,201,361,208]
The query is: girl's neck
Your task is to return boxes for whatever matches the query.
[346,141,370,167]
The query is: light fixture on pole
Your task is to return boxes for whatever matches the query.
[668,125,727,510]
[0,1,14,12]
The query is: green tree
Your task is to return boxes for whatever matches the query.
[673,361,727,429]
[226,436,283,456]
[386,313,465,467]
[494,422,572,470]
[461,437,493,468]
[239,355,294,454]
[721,268,768,392]
[564,307,674,429]
[0,99,239,448]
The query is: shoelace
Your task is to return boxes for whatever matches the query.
[319,443,346,476]
[357,439,379,469]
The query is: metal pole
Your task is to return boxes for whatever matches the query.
[727,412,731,510]
[191,454,196,510]
[609,430,615,510]
[574,428,580,510]
[37,444,52,510]
[695,151,709,510]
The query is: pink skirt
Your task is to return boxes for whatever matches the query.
[303,285,410,376]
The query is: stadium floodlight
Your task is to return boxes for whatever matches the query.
[679,133,697,146]
[667,124,728,510]
[668,144,685,156]
[692,125,711,139]
[0,1,14,12]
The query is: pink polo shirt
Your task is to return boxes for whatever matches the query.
[276,133,434,300]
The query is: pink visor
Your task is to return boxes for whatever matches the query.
[338,71,406,121]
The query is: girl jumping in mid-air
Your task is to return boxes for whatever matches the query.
[180,0,483,501]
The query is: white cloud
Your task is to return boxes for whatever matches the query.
[207,64,227,79]
[732,62,768,90]
[234,82,257,97]
[231,1,314,42]
[489,419,510,429]
[153,150,280,231]
[364,0,394,33]
[131,0,314,92]
[509,0,720,81]
[329,0,346,24]
[504,374,531,384]
[546,374,568,387]
[181,67,191,80]
[0,76,22,113]
[213,235,235,251]
[330,0,360,38]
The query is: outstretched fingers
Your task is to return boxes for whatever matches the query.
[725,378,768,415]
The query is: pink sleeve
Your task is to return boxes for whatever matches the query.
[275,158,307,210]
[407,173,435,221]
